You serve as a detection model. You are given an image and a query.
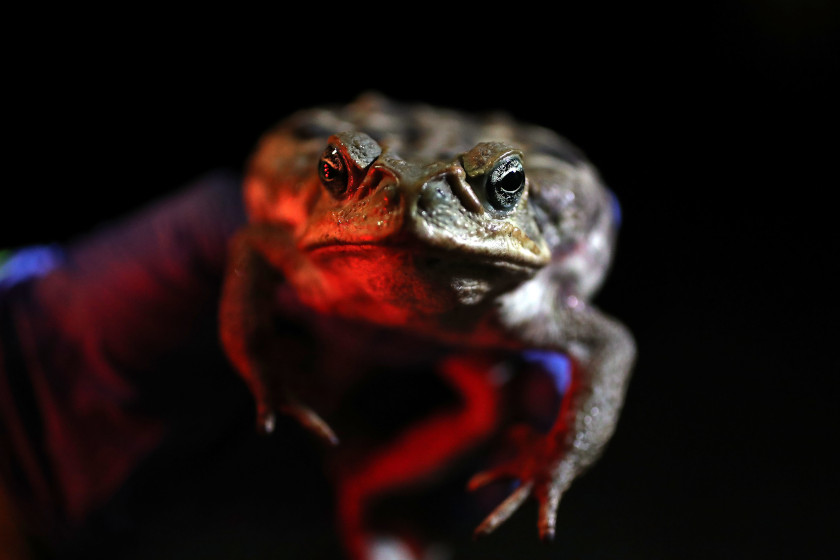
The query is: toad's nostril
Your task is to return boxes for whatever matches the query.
[417,178,447,217]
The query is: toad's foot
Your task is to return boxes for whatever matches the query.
[468,424,571,541]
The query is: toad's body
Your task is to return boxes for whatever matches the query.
[219,94,635,559]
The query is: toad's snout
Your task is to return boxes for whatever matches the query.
[417,165,484,216]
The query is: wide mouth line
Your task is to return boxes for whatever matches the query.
[304,240,544,271]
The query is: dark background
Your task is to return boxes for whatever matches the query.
[4,2,839,558]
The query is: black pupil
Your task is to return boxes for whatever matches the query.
[497,167,524,193]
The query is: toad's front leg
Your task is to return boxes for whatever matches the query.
[470,305,635,540]
[219,226,338,444]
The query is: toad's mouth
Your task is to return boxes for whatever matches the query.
[304,240,545,274]
[299,243,539,315]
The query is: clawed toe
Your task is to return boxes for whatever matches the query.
[280,401,339,445]
[467,464,517,492]
[473,482,533,537]
[258,400,339,445]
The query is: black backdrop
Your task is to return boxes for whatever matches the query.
[4,2,838,558]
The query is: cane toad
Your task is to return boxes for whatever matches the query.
[219,93,635,558]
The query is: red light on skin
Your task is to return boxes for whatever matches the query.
[288,246,469,329]
[336,354,501,559]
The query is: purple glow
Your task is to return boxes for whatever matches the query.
[521,349,572,394]
[0,245,64,289]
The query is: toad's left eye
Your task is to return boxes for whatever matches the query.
[318,144,349,197]
[486,156,525,211]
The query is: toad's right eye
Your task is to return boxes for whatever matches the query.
[318,145,349,197]
[486,155,525,212]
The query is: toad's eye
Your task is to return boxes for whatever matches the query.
[318,144,349,197]
[486,156,525,211]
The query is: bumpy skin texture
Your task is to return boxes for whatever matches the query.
[219,94,635,557]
